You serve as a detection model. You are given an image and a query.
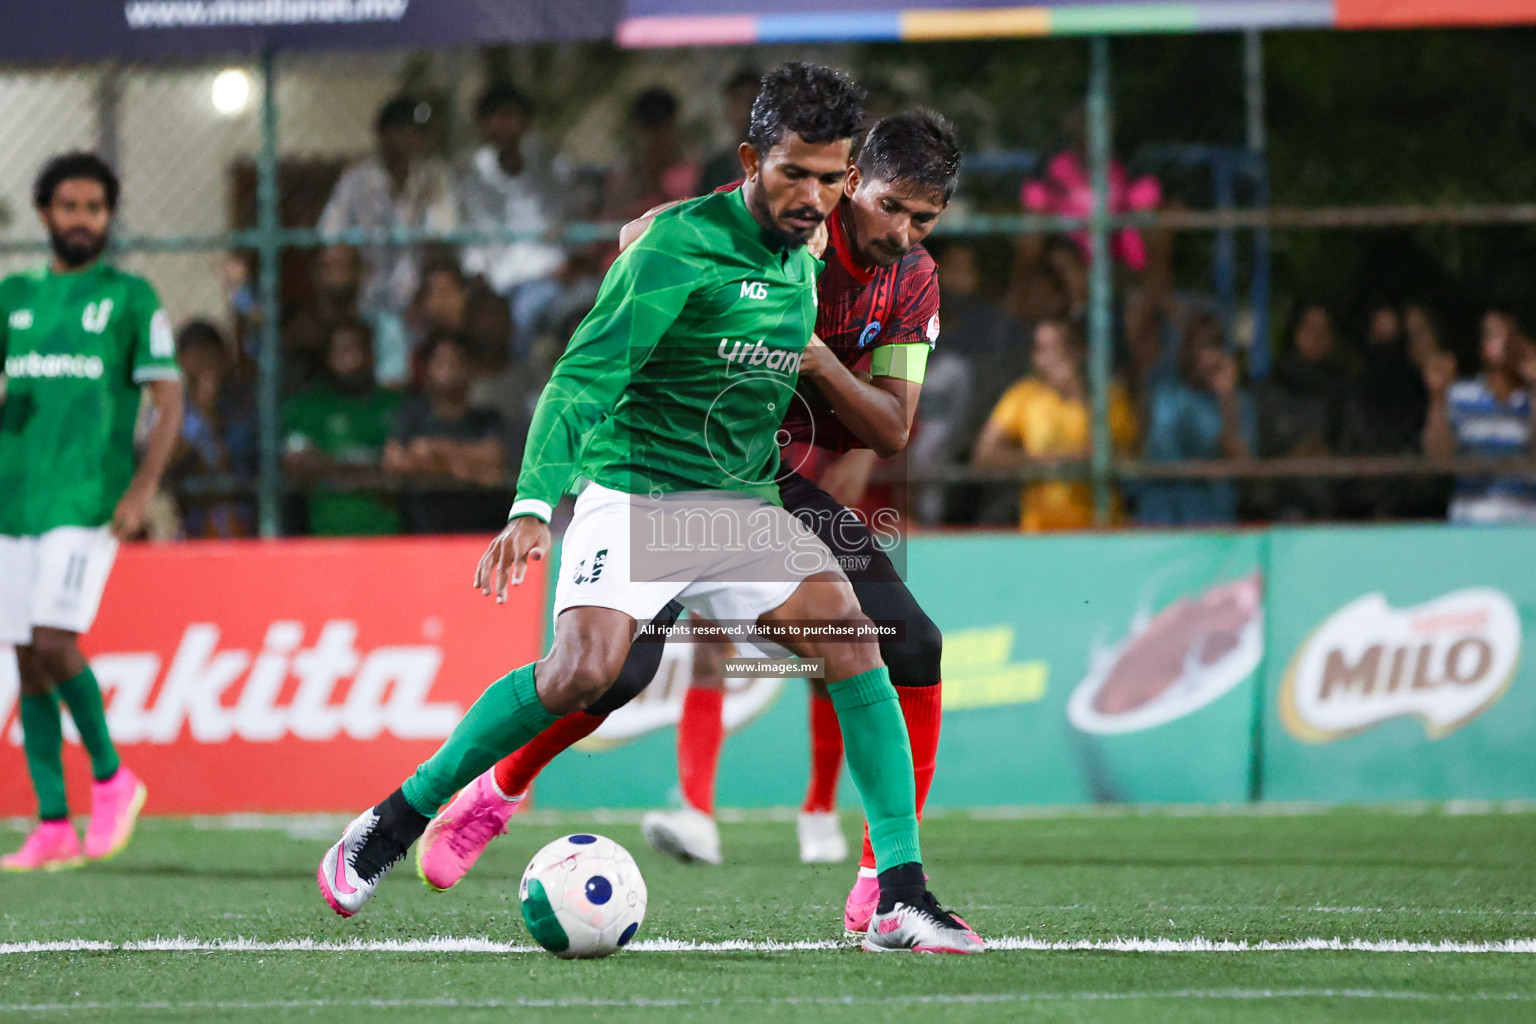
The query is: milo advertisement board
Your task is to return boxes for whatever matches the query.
[913,533,1262,808]
[534,530,1264,809]
[1262,525,1533,803]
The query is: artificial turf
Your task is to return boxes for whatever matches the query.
[2,805,1534,1023]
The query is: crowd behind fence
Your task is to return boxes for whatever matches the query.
[3,32,1535,541]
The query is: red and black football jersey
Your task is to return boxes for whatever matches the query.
[778,203,941,452]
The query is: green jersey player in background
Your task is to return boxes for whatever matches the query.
[318,63,982,953]
[0,153,184,871]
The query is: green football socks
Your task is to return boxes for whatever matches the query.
[19,692,68,822]
[55,667,120,782]
[826,665,922,871]
[401,663,559,818]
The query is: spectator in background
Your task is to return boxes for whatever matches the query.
[407,260,518,385]
[602,87,701,223]
[699,69,761,193]
[384,331,509,535]
[1404,302,1446,372]
[1252,304,1350,520]
[1423,310,1536,524]
[461,284,531,455]
[168,320,257,538]
[410,259,470,355]
[1337,301,1441,519]
[284,243,409,390]
[972,319,1137,531]
[1006,234,1082,324]
[457,82,569,350]
[282,318,402,536]
[319,95,457,319]
[910,242,1028,524]
[1137,311,1255,525]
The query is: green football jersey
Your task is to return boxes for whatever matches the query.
[282,383,402,537]
[514,188,819,515]
[0,263,179,536]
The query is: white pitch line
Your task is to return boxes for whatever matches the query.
[4,935,1536,955]
[3,989,1535,1014]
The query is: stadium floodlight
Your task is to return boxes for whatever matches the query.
[211,69,252,116]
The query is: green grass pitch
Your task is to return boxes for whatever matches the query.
[2,805,1535,1023]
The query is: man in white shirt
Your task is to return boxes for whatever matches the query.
[456,83,568,353]
[319,95,458,319]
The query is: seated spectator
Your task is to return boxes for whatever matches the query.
[1006,234,1080,324]
[461,285,532,456]
[282,318,403,536]
[699,68,761,193]
[168,320,257,538]
[971,319,1137,531]
[457,82,569,349]
[284,243,409,389]
[1423,310,1536,524]
[410,259,470,353]
[1252,304,1351,520]
[384,331,510,535]
[319,95,457,318]
[911,242,1028,524]
[1138,312,1255,525]
[601,88,701,225]
[1337,301,1442,519]
[1404,301,1446,371]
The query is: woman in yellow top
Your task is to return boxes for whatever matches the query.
[971,318,1138,530]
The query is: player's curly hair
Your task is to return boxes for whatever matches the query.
[747,62,866,157]
[34,151,120,211]
[857,110,963,204]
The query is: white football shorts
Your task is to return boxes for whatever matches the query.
[0,526,119,644]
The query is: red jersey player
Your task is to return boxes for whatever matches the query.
[417,110,964,940]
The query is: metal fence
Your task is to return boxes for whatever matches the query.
[3,31,1533,536]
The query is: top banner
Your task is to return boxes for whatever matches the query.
[0,0,620,62]
[618,1,1536,46]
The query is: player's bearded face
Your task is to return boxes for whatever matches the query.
[743,133,851,248]
[40,178,112,269]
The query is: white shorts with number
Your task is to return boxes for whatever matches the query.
[552,483,846,639]
[0,526,120,645]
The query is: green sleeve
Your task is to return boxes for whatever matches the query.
[128,277,179,384]
[511,219,706,518]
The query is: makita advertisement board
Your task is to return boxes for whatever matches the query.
[0,537,545,815]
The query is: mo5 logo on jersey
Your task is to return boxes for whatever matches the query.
[740,281,769,301]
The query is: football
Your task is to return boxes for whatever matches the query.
[519,833,648,959]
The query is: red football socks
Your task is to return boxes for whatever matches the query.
[859,682,942,869]
[802,689,844,813]
[678,686,725,815]
[492,711,606,799]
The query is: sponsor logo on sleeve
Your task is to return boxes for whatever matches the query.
[925,313,940,343]
[1279,588,1521,743]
